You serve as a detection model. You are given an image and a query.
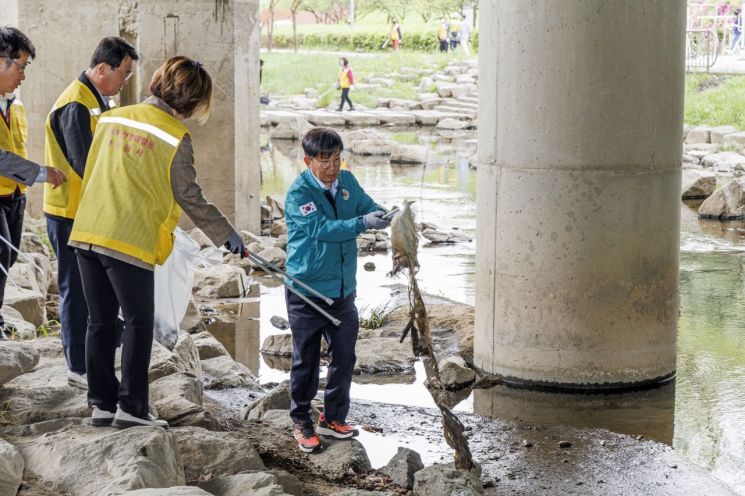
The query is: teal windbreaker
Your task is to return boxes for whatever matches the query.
[284,169,383,299]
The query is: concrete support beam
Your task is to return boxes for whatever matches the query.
[474,0,686,388]
[1,0,261,232]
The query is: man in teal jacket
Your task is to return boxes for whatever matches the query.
[284,127,389,453]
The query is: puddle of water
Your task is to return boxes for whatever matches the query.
[208,131,745,492]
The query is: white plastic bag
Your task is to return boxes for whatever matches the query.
[153,227,200,350]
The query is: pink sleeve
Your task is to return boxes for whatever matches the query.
[348,69,354,85]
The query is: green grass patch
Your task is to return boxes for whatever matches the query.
[359,301,398,329]
[685,73,745,129]
[261,51,454,107]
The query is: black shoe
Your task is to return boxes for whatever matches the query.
[348,107,356,111]
[335,108,343,112]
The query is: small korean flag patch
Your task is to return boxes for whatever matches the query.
[300,201,317,216]
[341,189,350,201]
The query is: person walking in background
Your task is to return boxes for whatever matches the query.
[336,57,354,112]
[44,36,138,389]
[449,13,461,51]
[0,26,67,341]
[438,16,450,53]
[459,13,472,55]
[730,8,742,53]
[70,56,247,429]
[389,17,402,51]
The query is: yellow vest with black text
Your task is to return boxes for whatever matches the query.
[0,99,29,195]
[43,80,103,218]
[70,104,188,266]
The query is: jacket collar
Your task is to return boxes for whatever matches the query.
[78,72,109,111]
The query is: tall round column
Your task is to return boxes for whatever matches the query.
[474,0,686,389]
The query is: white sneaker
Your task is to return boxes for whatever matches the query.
[91,406,115,427]
[111,406,169,429]
[67,371,88,390]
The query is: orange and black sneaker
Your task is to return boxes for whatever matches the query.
[317,414,359,439]
[294,423,321,453]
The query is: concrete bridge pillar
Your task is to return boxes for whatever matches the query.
[474,0,686,389]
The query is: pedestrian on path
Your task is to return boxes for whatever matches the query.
[438,16,450,53]
[389,17,402,50]
[284,128,390,453]
[44,36,138,389]
[730,9,742,53]
[70,56,247,430]
[460,14,472,55]
[449,13,461,51]
[336,57,355,112]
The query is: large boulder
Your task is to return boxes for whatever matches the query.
[350,139,397,156]
[3,306,36,339]
[436,118,471,130]
[685,125,711,144]
[271,118,312,140]
[0,439,24,496]
[381,447,424,490]
[4,285,45,327]
[11,421,185,495]
[191,331,231,360]
[422,227,472,244]
[253,247,287,270]
[260,333,294,357]
[709,125,739,144]
[20,231,50,257]
[193,265,249,299]
[149,334,202,383]
[682,169,717,199]
[0,340,39,386]
[390,145,428,164]
[242,383,291,420]
[172,426,265,483]
[701,151,745,171]
[153,395,217,429]
[307,437,372,480]
[150,371,203,406]
[201,355,262,390]
[198,472,293,496]
[413,463,484,496]
[354,338,414,375]
[438,355,476,389]
[698,178,745,220]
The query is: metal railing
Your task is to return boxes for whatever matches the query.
[686,29,719,72]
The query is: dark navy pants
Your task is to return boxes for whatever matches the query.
[47,217,89,374]
[0,194,25,328]
[286,288,359,425]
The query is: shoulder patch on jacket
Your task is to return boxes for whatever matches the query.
[299,201,317,216]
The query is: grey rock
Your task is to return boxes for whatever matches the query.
[191,331,231,360]
[149,334,202,383]
[153,394,216,429]
[413,463,484,496]
[270,219,288,236]
[419,76,434,92]
[682,169,716,199]
[260,409,295,429]
[20,232,50,257]
[435,82,457,98]
[331,491,392,496]
[436,118,471,130]
[0,340,39,386]
[350,139,397,156]
[270,315,290,330]
[199,471,291,496]
[439,356,476,388]
[193,264,249,299]
[381,447,424,489]
[722,130,745,147]
[308,438,372,480]
[355,338,414,375]
[243,383,291,420]
[271,118,312,140]
[390,145,428,164]
[364,262,376,272]
[201,355,261,390]
[698,178,745,220]
[709,125,739,144]
[150,371,203,405]
[121,488,212,496]
[701,151,745,171]
[422,228,472,244]
[253,247,287,270]
[188,227,215,249]
[0,439,23,496]
[173,426,265,482]
[4,285,45,327]
[261,333,294,357]
[685,125,711,144]
[11,423,185,495]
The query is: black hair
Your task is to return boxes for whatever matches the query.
[90,36,139,69]
[302,127,344,158]
[340,57,349,66]
[0,26,36,60]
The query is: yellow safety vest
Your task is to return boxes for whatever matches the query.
[338,68,352,89]
[0,99,29,195]
[70,103,188,266]
[43,79,104,219]
[438,24,448,41]
[450,20,461,35]
[390,25,399,41]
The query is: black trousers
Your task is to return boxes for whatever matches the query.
[439,40,449,52]
[338,88,353,110]
[76,249,154,417]
[47,217,89,374]
[0,194,26,326]
[286,288,359,425]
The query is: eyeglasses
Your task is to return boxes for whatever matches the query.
[4,58,28,74]
[311,156,342,169]
[110,65,133,81]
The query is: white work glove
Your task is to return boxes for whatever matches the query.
[363,211,390,230]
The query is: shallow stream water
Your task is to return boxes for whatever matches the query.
[216,130,744,492]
